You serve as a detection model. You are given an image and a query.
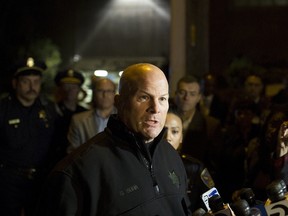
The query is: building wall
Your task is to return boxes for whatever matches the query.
[209,0,288,78]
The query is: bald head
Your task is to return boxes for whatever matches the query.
[116,63,169,143]
[118,63,167,96]
[92,77,116,91]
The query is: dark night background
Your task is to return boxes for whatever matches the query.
[0,0,171,93]
[1,0,288,95]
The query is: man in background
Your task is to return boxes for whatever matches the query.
[0,57,57,216]
[173,75,220,174]
[67,77,117,153]
[53,69,87,161]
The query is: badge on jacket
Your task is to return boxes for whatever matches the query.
[168,171,180,188]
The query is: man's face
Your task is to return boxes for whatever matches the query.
[174,82,201,113]
[93,80,115,109]
[244,75,263,99]
[61,83,81,101]
[121,75,169,143]
[13,75,42,105]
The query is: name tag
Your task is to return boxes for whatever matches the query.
[8,119,20,125]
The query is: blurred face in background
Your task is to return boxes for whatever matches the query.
[13,75,42,106]
[60,83,81,102]
[174,81,201,113]
[93,79,115,109]
[165,112,183,150]
[244,75,263,100]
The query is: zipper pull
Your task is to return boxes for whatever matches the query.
[150,164,160,194]
[154,184,160,194]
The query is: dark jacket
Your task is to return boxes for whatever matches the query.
[36,115,191,216]
[0,94,57,215]
[181,154,214,212]
[181,109,208,163]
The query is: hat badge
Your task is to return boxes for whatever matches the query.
[68,69,74,77]
[26,57,35,68]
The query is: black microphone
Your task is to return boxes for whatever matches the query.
[230,199,251,216]
[238,188,266,216]
[264,179,288,215]
[231,199,263,216]
[208,194,234,216]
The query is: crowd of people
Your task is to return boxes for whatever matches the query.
[0,57,288,215]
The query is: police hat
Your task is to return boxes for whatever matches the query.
[54,69,84,86]
[14,57,46,77]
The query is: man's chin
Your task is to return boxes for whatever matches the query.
[142,130,162,143]
[24,95,38,102]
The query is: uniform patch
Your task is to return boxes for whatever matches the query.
[200,168,215,188]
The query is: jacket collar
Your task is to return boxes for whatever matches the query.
[106,114,167,156]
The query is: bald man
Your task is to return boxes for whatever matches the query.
[36,63,191,216]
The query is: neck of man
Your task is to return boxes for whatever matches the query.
[180,109,196,122]
[17,96,35,107]
[96,106,114,118]
[63,100,77,111]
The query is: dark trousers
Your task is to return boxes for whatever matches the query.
[0,169,41,216]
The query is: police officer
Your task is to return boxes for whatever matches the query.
[0,57,57,216]
[53,69,87,162]
[54,68,87,116]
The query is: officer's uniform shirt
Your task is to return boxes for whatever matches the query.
[53,69,87,162]
[0,94,56,169]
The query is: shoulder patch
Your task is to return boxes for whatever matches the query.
[200,168,215,188]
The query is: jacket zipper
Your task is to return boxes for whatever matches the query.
[142,157,160,195]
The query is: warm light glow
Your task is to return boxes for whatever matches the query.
[94,70,108,77]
